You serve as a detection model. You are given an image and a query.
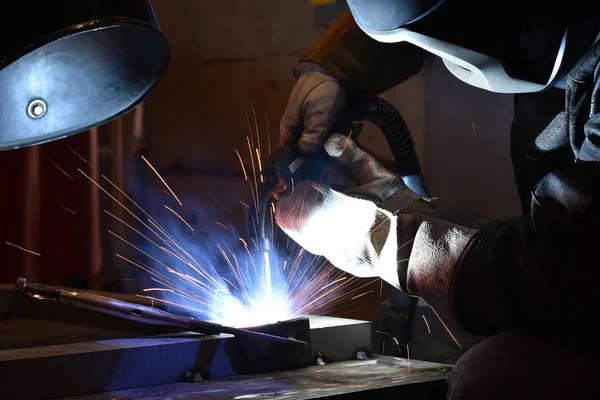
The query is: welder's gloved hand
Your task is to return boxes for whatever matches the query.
[279,62,348,154]
[275,134,492,320]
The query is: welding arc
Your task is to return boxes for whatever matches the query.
[14,278,307,348]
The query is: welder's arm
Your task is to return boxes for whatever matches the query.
[277,81,600,341]
[279,11,426,154]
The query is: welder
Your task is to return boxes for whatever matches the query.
[274,1,600,398]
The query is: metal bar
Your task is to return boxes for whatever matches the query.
[14,277,307,349]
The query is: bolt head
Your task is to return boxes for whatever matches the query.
[27,99,47,119]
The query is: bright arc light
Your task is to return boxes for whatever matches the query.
[209,287,293,328]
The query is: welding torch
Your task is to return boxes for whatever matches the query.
[252,96,432,287]
[15,277,308,348]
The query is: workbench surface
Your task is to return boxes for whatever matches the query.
[60,356,451,400]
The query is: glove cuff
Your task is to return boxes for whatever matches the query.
[395,210,493,322]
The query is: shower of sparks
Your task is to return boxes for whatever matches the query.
[6,242,40,256]
[430,306,462,349]
[164,205,194,231]
[422,314,431,334]
[52,106,382,329]
[141,155,182,206]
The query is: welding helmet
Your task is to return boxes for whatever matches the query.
[0,0,170,150]
[346,0,600,93]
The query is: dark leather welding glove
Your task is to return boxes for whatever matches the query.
[279,62,348,154]
[275,133,492,321]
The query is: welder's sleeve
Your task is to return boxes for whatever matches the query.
[298,11,426,95]
[410,42,600,339]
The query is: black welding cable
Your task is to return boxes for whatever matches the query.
[351,96,431,201]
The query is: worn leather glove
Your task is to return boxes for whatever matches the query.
[275,134,492,321]
[279,62,348,154]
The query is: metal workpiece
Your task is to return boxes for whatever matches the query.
[15,277,308,349]
[1,285,376,399]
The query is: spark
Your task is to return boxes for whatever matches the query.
[251,103,261,163]
[472,122,477,141]
[67,146,94,168]
[6,242,40,256]
[375,175,399,203]
[121,278,135,282]
[322,277,347,289]
[141,155,182,206]
[235,149,249,181]
[61,205,76,215]
[399,237,415,249]
[110,232,171,271]
[351,290,373,300]
[143,288,174,292]
[371,211,398,234]
[164,205,194,231]
[406,344,411,375]
[342,131,353,152]
[137,294,206,314]
[255,148,264,183]
[103,210,159,248]
[239,238,249,248]
[430,306,462,349]
[246,136,259,206]
[49,159,74,180]
[215,222,227,230]
[265,112,271,155]
[220,276,239,291]
[422,315,431,333]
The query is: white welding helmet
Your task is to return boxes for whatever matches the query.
[347,0,600,93]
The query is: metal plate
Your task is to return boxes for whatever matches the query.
[58,356,451,400]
